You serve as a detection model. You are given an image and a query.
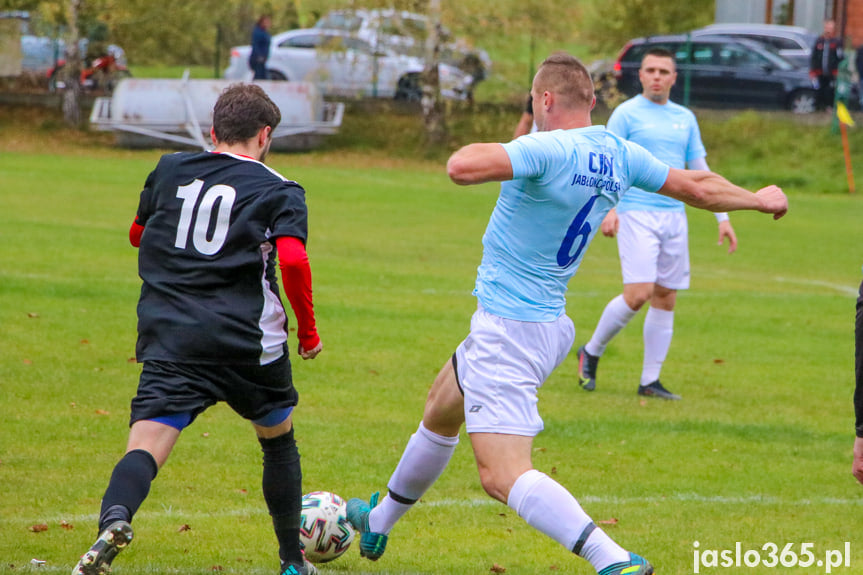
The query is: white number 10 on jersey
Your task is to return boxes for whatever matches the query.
[174,179,236,255]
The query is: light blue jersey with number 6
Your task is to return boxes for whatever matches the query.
[474,126,670,322]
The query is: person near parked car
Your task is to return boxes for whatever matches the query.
[250,15,273,80]
[809,19,844,109]
[577,47,737,401]
[855,44,863,109]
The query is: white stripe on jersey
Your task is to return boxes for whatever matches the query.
[258,238,288,365]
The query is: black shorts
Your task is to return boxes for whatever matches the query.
[130,355,297,427]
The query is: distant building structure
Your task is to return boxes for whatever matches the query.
[715,0,863,45]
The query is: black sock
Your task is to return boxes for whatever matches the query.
[98,449,158,533]
[259,429,303,566]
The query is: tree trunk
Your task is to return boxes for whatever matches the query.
[421,0,447,146]
[62,0,83,127]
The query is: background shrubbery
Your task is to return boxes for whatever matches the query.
[3,0,716,100]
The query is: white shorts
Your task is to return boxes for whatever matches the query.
[454,305,575,436]
[617,210,690,290]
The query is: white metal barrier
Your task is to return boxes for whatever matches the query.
[90,75,344,152]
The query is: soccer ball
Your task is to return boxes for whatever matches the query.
[299,491,355,563]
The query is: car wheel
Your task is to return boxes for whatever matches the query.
[268,70,287,81]
[789,89,817,114]
[394,75,421,101]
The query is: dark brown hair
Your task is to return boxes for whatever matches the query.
[212,83,281,145]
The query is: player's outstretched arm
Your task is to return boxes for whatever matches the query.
[447,143,514,185]
[660,169,788,219]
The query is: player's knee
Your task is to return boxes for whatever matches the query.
[624,289,652,310]
[477,467,509,503]
[258,428,299,463]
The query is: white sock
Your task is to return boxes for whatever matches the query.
[507,470,629,571]
[580,526,633,572]
[641,306,674,386]
[586,295,638,357]
[369,422,459,534]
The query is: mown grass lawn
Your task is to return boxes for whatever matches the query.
[0,105,861,575]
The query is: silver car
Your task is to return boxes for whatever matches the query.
[314,8,491,81]
[223,28,473,101]
[691,23,816,69]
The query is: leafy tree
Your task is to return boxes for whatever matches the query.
[61,0,81,126]
[581,0,715,52]
[421,0,445,145]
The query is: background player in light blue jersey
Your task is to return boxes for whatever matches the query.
[345,52,787,575]
[578,48,737,401]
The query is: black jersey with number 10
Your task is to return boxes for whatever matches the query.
[134,151,308,366]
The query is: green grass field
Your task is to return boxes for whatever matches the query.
[0,108,861,575]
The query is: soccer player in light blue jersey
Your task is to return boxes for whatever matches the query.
[578,48,737,401]
[346,52,788,575]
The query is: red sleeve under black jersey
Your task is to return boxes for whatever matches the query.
[276,236,319,352]
[130,217,144,247]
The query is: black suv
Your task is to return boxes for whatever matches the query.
[610,34,818,113]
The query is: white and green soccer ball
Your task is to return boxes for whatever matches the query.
[299,491,355,563]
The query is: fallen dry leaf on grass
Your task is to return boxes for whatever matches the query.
[29,524,48,533]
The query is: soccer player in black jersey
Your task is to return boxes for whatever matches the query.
[72,84,321,575]
[854,276,863,485]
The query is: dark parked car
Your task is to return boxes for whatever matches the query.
[690,23,816,69]
[609,34,818,113]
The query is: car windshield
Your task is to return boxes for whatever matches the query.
[314,12,363,32]
[379,14,427,39]
[748,44,795,70]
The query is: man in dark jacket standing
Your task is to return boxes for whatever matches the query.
[250,15,272,80]
[855,43,863,109]
[810,19,844,109]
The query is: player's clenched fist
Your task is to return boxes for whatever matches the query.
[754,185,788,220]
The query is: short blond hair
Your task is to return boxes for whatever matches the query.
[534,52,594,110]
